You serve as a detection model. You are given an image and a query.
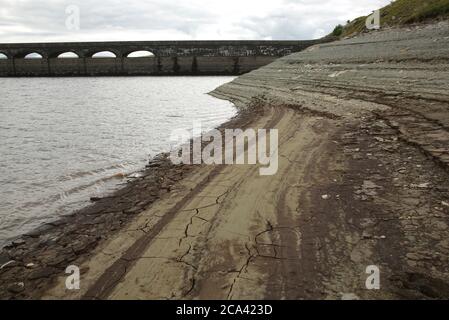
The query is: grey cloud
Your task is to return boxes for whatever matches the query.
[0,0,390,42]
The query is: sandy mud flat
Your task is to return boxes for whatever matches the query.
[1,21,449,299]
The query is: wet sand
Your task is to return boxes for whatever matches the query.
[1,21,449,299]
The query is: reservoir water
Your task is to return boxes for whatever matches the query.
[0,76,236,247]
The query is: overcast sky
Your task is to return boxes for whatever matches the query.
[0,0,390,43]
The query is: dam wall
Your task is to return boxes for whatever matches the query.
[0,40,322,76]
[0,56,276,77]
[0,56,278,76]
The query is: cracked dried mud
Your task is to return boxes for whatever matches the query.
[1,21,449,300]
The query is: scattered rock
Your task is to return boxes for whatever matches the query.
[406,253,421,261]
[328,70,349,78]
[374,137,385,142]
[341,293,360,300]
[363,180,379,190]
[12,238,26,246]
[0,260,16,270]
[434,221,448,231]
[411,182,431,189]
[321,194,331,200]
[8,282,25,294]
[147,162,162,168]
[28,267,58,280]
[362,231,372,239]
[355,180,381,199]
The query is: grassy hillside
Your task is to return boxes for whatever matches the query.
[332,0,449,38]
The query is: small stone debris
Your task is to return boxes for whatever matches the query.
[341,293,360,300]
[7,282,25,294]
[368,235,387,240]
[25,263,35,268]
[12,238,26,246]
[441,201,449,207]
[146,162,163,168]
[354,180,381,200]
[363,180,378,190]
[397,167,407,174]
[321,194,331,200]
[374,137,385,142]
[362,231,372,239]
[411,182,431,189]
[0,260,16,270]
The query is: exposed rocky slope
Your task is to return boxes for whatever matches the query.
[337,0,449,38]
[1,21,448,300]
[212,21,449,169]
[208,21,449,299]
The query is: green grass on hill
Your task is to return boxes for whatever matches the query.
[335,0,449,38]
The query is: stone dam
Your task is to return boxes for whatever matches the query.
[0,40,321,76]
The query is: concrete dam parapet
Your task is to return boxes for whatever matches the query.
[0,40,322,76]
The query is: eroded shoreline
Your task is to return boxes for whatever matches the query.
[1,21,449,299]
[0,101,263,299]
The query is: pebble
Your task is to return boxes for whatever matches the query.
[411,182,431,189]
[341,293,360,300]
[321,194,331,200]
[8,282,25,294]
[362,231,372,239]
[12,239,26,246]
[0,260,16,270]
[406,253,420,261]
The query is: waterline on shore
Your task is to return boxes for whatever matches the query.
[0,76,237,247]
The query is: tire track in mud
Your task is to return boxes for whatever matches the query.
[82,164,226,299]
[82,107,287,300]
[163,107,288,299]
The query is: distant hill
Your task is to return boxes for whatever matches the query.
[330,0,449,38]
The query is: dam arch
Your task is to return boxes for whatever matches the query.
[90,50,119,58]
[56,52,80,58]
[126,50,155,58]
[24,53,43,59]
[0,40,325,76]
